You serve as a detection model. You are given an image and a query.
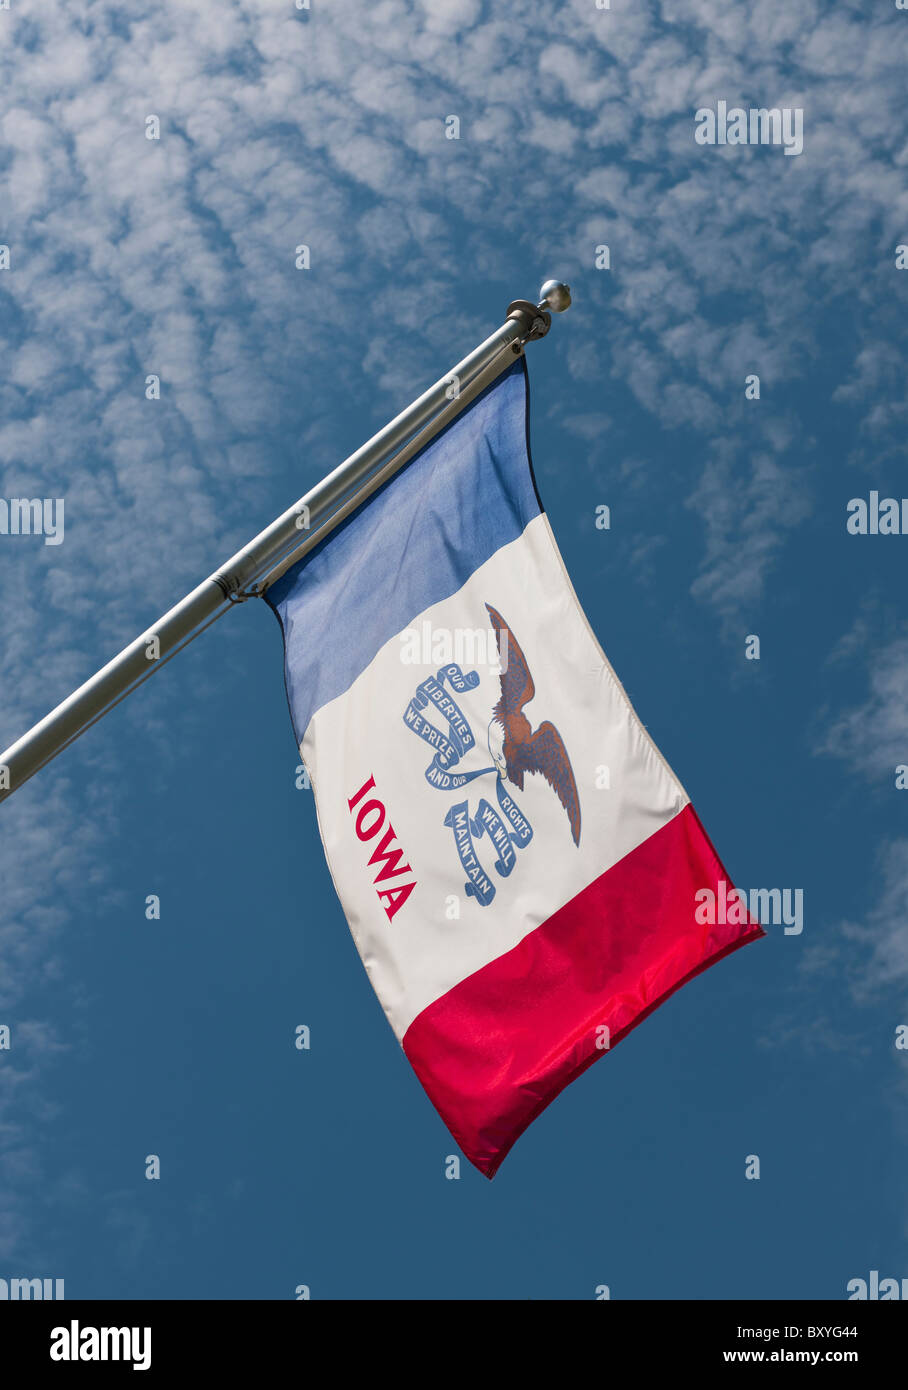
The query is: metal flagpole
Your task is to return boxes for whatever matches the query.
[0,280,571,804]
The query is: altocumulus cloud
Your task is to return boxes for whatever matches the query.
[0,0,906,1258]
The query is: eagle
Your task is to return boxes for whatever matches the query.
[485,602,581,847]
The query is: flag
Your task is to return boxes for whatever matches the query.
[266,359,763,1178]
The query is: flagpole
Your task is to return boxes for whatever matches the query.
[0,281,571,803]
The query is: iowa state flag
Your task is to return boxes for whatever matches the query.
[267,359,763,1177]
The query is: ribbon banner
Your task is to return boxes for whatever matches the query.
[403,664,493,789]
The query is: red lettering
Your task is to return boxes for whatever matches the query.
[378,881,416,922]
[347,774,376,811]
[346,775,417,923]
[355,799,385,840]
[368,824,412,883]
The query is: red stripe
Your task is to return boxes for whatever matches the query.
[402,804,764,1178]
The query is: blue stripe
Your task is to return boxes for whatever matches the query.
[267,359,540,742]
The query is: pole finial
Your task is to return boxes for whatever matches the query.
[539,280,571,313]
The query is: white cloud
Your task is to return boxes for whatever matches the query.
[845,839,908,999]
[1,0,906,1260]
[818,636,908,779]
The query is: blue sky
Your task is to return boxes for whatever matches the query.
[1,0,907,1298]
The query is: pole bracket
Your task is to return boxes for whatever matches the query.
[506,300,551,342]
[213,573,262,603]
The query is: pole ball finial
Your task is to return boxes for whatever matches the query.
[539,280,571,313]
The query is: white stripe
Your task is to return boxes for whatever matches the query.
[302,514,688,1039]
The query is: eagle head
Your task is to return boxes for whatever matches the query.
[487,717,508,780]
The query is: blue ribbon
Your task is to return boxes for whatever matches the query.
[443,802,497,906]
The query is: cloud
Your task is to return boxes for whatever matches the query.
[841,839,908,1001]
[0,0,906,1261]
[818,635,908,779]
[687,446,811,622]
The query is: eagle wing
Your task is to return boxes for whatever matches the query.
[486,603,534,719]
[510,721,581,846]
